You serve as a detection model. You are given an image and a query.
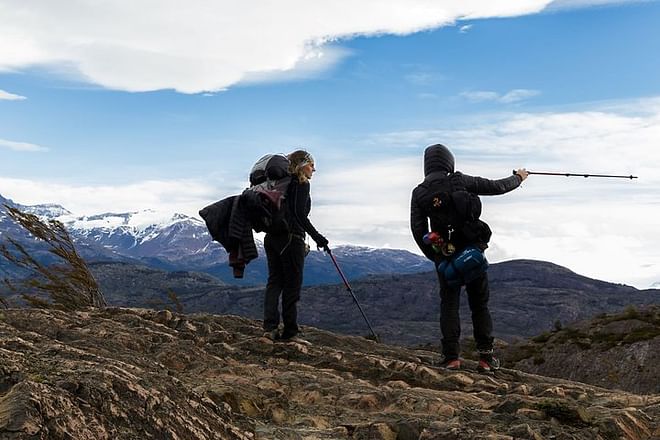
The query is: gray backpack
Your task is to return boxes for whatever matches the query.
[242,154,292,233]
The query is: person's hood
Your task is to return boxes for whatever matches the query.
[424,144,455,176]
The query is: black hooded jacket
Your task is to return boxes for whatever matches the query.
[410,147,522,261]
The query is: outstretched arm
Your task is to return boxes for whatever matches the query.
[463,168,528,195]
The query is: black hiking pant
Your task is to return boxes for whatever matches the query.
[263,233,305,338]
[437,270,494,359]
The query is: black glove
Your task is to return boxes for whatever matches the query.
[315,235,329,251]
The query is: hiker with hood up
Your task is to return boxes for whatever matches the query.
[410,144,529,372]
[263,150,329,343]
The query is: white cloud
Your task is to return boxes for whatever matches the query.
[0,177,223,218]
[461,89,541,103]
[0,138,48,152]
[0,1,553,93]
[459,24,474,33]
[0,89,26,100]
[500,89,541,103]
[461,91,500,102]
[239,46,351,85]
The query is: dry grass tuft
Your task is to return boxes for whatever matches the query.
[0,204,106,310]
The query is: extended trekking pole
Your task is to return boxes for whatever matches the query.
[513,170,638,179]
[325,248,380,343]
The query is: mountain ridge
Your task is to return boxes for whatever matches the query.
[66,258,658,348]
[0,194,430,285]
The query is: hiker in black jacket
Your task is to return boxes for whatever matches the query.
[410,144,529,372]
[263,149,329,343]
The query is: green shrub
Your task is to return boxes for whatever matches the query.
[622,305,639,320]
[532,332,552,343]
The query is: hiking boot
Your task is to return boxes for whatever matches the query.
[263,329,280,341]
[477,351,501,373]
[438,357,461,370]
[276,333,312,346]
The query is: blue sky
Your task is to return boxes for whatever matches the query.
[1,0,660,288]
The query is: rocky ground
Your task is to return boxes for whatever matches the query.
[501,305,660,396]
[1,307,659,439]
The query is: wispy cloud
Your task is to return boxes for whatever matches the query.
[461,89,541,103]
[366,98,660,174]
[0,1,555,93]
[404,71,444,86]
[0,89,26,100]
[500,89,541,103]
[0,138,47,152]
[459,24,473,33]
[316,96,660,287]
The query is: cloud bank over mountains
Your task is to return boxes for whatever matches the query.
[0,1,555,93]
[2,95,658,288]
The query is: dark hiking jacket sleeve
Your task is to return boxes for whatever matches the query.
[410,187,436,262]
[199,195,258,278]
[228,197,258,261]
[288,179,327,246]
[459,172,522,195]
[199,196,236,251]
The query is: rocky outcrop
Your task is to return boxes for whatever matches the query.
[1,307,658,439]
[501,305,660,395]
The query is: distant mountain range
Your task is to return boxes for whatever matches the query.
[81,259,660,347]
[0,193,430,285]
[2,194,659,348]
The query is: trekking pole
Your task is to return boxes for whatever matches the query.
[513,170,638,179]
[325,248,380,343]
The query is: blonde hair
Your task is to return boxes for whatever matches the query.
[287,149,314,183]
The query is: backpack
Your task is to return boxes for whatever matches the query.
[241,154,292,234]
[418,172,492,252]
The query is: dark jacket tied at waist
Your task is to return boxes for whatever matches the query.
[199,195,258,278]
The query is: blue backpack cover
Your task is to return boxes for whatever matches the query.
[438,245,488,287]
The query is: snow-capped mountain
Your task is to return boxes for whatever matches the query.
[0,194,430,284]
[0,196,134,273]
[24,204,72,218]
[62,210,219,262]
